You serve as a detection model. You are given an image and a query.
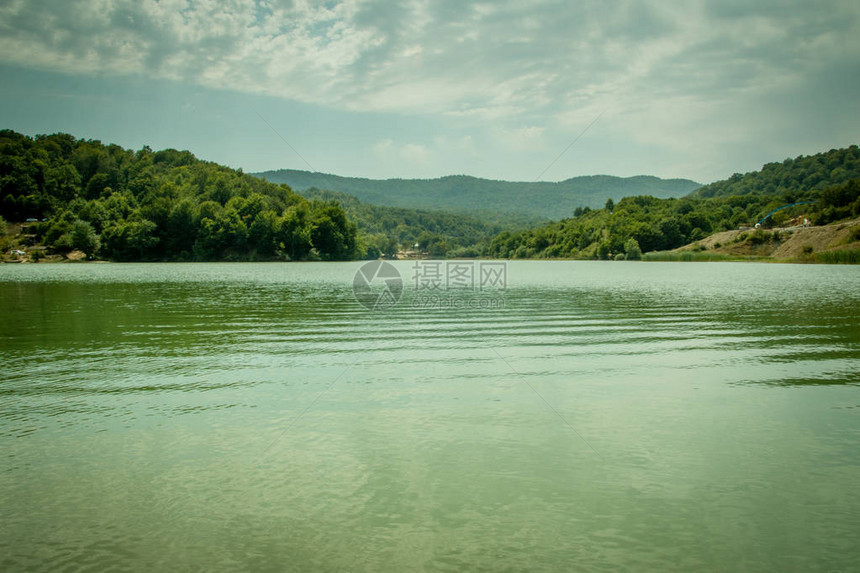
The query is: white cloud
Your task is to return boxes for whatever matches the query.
[372,138,431,167]
[371,138,394,156]
[496,126,546,152]
[4,0,854,119]
[1,0,859,181]
[401,143,430,164]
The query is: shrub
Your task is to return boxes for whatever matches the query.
[748,229,771,245]
[70,220,101,257]
[596,242,611,260]
[623,237,642,260]
[815,248,860,264]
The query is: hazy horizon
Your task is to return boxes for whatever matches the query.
[253,166,704,186]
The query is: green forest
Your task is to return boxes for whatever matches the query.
[487,145,860,259]
[0,130,358,261]
[299,188,502,258]
[2,129,859,263]
[691,147,860,198]
[256,169,701,220]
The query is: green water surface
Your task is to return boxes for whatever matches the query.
[1,261,858,572]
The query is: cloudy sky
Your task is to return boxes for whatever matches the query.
[1,0,858,183]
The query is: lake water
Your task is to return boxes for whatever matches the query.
[1,261,859,572]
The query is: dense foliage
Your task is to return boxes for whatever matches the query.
[300,188,501,258]
[0,130,357,261]
[691,146,860,198]
[5,129,858,263]
[487,179,860,260]
[256,169,701,220]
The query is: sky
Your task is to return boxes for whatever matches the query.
[0,0,858,184]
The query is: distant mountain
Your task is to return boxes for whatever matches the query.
[253,170,702,220]
[689,145,860,199]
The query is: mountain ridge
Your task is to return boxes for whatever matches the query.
[689,145,860,199]
[253,169,702,220]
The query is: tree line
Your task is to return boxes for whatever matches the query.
[691,146,860,198]
[299,188,503,258]
[0,130,357,261]
[487,145,860,260]
[3,130,858,262]
[487,178,860,260]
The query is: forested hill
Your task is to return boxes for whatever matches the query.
[0,130,357,261]
[690,145,860,198]
[300,187,503,258]
[485,146,860,260]
[254,169,701,220]
[487,178,859,260]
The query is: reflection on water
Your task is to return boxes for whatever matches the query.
[1,262,859,571]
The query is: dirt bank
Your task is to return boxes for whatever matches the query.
[677,218,860,261]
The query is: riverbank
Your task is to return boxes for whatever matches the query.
[5,217,860,265]
[1,248,88,264]
[653,216,860,263]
